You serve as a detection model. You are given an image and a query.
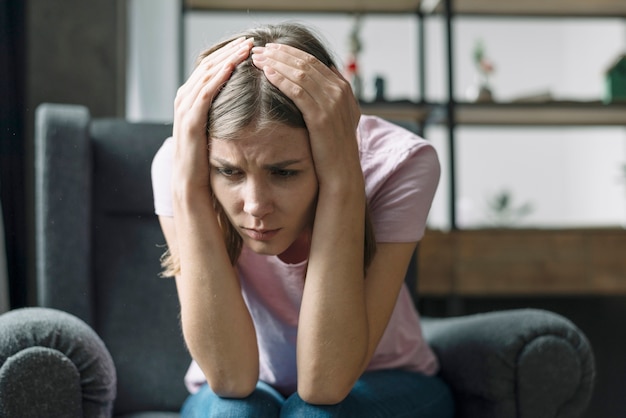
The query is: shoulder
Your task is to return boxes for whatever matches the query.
[152,136,175,167]
[151,137,175,217]
[357,115,439,192]
[357,116,440,243]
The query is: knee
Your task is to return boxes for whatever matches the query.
[182,383,283,418]
[281,392,345,417]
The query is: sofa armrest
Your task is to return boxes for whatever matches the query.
[36,103,94,324]
[422,309,595,418]
[0,308,116,417]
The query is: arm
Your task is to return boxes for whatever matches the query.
[252,44,420,404]
[163,37,259,398]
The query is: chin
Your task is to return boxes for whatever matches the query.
[243,239,289,257]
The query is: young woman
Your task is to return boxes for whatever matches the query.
[152,23,454,417]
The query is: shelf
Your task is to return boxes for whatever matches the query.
[185,0,422,13]
[360,101,431,123]
[454,102,626,126]
[422,0,626,17]
[186,0,626,17]
[418,228,626,296]
[362,101,626,126]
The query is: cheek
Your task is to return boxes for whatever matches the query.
[296,180,318,222]
[211,181,240,214]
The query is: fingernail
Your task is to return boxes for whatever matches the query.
[252,53,266,62]
[263,66,276,76]
[251,46,265,54]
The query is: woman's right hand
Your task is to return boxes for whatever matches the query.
[172,37,254,193]
[164,37,261,398]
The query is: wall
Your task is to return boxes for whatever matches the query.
[27,0,126,119]
[126,0,179,122]
[128,5,626,230]
[24,0,126,304]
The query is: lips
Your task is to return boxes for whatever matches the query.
[242,227,280,241]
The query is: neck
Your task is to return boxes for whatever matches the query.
[278,230,311,264]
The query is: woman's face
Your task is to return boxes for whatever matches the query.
[210,124,318,260]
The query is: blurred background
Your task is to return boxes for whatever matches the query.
[1,0,625,416]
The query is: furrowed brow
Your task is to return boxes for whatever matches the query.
[263,159,303,170]
[210,157,237,167]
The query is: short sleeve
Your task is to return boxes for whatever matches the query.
[150,137,175,217]
[357,116,440,244]
[369,144,440,243]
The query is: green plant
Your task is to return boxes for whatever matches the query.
[485,189,533,227]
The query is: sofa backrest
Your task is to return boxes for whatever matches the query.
[36,104,190,414]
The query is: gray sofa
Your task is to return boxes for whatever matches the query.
[0,103,595,417]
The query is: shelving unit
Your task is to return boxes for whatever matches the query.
[182,0,626,296]
[444,101,626,126]
[185,0,422,13]
[422,0,626,17]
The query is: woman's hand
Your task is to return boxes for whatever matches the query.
[253,43,369,404]
[164,36,260,398]
[251,43,363,189]
[173,37,254,193]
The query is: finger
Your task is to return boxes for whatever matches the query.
[177,38,253,112]
[187,37,249,85]
[175,39,253,134]
[251,47,331,112]
[174,39,253,141]
[252,44,332,88]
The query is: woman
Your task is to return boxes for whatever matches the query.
[152,23,454,417]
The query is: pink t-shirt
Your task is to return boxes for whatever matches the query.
[151,115,440,395]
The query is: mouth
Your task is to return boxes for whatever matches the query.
[241,227,281,242]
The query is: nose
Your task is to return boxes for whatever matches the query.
[242,179,273,219]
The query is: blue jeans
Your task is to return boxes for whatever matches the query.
[181,370,454,418]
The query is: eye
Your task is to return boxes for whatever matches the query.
[215,167,242,178]
[271,168,298,178]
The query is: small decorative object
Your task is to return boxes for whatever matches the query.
[603,54,626,104]
[485,189,533,227]
[374,75,386,102]
[345,14,363,100]
[466,39,495,103]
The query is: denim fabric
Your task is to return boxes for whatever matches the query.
[181,370,454,418]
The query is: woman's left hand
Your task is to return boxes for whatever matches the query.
[252,43,363,189]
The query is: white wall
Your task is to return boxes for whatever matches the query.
[126,0,179,122]
[128,2,626,229]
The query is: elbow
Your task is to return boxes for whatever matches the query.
[209,376,258,399]
[297,379,354,405]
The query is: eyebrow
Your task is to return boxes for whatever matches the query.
[210,157,305,169]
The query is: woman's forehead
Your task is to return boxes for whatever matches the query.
[210,124,311,162]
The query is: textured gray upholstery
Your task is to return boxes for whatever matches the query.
[0,308,116,416]
[423,309,595,418]
[0,103,596,417]
[30,103,189,417]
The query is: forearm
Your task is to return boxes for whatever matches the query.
[297,179,369,404]
[173,189,259,397]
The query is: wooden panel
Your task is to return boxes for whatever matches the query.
[589,231,626,293]
[185,0,421,13]
[418,229,626,296]
[417,230,454,295]
[455,230,588,295]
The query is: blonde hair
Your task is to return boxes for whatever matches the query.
[161,23,376,277]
